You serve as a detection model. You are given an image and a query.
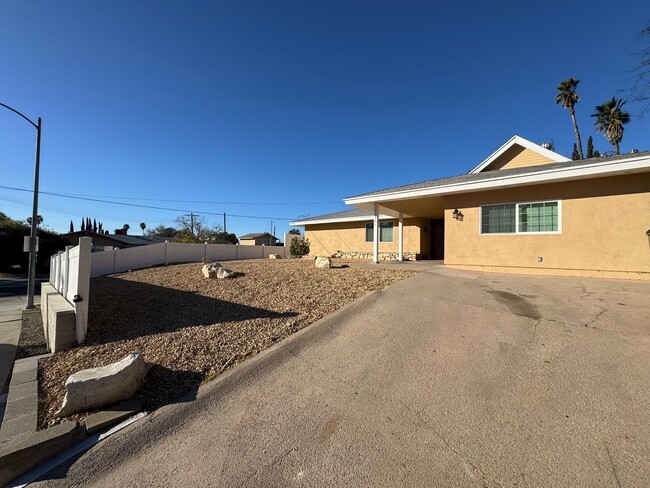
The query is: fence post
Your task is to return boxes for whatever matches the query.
[204,242,207,259]
[63,245,72,299]
[74,237,92,344]
[262,244,265,258]
[235,244,238,260]
[164,241,169,265]
[56,251,64,291]
[113,248,118,274]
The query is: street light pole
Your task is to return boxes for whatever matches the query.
[27,117,42,309]
[0,102,42,309]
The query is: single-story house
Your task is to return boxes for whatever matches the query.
[239,232,279,246]
[62,231,168,251]
[290,135,650,280]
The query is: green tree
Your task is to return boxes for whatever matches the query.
[591,97,631,155]
[586,136,594,158]
[630,22,650,117]
[147,224,177,238]
[555,78,584,159]
[290,237,310,257]
[140,222,146,235]
[288,229,301,235]
[571,143,580,160]
[69,220,74,233]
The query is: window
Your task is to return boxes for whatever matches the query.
[365,222,394,242]
[481,201,560,234]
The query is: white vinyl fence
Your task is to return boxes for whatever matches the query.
[90,241,286,277]
[49,237,92,343]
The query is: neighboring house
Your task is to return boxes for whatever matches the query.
[62,231,168,251]
[239,232,279,246]
[291,135,650,280]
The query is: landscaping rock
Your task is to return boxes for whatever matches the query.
[217,267,236,279]
[55,353,148,418]
[202,262,223,278]
[201,257,213,264]
[315,257,331,269]
[269,254,281,259]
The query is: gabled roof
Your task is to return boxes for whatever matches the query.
[468,135,569,174]
[239,232,278,240]
[290,208,394,226]
[63,231,168,246]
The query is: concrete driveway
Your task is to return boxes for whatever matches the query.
[35,268,649,487]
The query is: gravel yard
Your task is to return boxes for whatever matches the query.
[38,259,416,428]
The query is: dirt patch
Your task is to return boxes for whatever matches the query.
[38,259,416,428]
[17,308,48,360]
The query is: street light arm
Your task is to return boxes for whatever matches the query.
[0,102,38,129]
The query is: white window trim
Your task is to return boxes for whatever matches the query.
[479,199,562,235]
[365,222,395,243]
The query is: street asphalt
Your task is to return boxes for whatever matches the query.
[32,268,650,487]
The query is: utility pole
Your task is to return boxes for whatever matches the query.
[223,212,227,233]
[191,213,194,236]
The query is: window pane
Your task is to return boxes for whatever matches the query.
[481,204,515,233]
[365,223,373,242]
[518,201,558,232]
[379,222,393,242]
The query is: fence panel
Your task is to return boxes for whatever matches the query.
[114,242,166,273]
[205,244,238,261]
[167,242,206,264]
[263,245,286,258]
[90,250,116,277]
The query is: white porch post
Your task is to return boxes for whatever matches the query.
[398,212,403,261]
[373,203,379,263]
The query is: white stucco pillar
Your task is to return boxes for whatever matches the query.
[373,203,379,263]
[398,212,403,261]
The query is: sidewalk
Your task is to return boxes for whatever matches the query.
[0,300,24,395]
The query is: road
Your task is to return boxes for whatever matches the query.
[34,269,650,487]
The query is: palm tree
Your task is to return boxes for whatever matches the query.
[555,78,584,159]
[123,224,130,235]
[140,222,146,235]
[591,97,631,155]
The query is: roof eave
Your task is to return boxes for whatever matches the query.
[344,155,650,205]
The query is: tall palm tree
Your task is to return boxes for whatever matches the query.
[140,222,146,235]
[591,97,631,155]
[555,78,584,159]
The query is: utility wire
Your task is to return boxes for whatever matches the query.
[0,185,298,221]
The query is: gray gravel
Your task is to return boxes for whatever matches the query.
[17,308,48,360]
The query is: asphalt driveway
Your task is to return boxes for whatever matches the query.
[35,268,650,487]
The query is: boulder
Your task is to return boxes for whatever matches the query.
[216,267,236,279]
[202,262,223,278]
[315,256,331,269]
[55,353,148,418]
[201,257,213,264]
[268,254,281,259]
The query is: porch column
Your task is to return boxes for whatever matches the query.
[373,203,379,263]
[398,212,403,261]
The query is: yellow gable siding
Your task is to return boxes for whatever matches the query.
[483,145,555,171]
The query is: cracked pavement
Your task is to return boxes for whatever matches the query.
[33,268,650,487]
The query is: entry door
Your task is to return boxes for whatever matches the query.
[431,219,445,260]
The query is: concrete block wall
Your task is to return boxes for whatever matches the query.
[40,283,76,352]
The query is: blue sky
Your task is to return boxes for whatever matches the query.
[1,1,648,237]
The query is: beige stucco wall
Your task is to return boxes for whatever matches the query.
[239,240,257,246]
[484,146,555,171]
[444,173,650,279]
[304,218,426,257]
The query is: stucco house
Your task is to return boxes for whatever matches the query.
[290,135,650,280]
[239,232,279,246]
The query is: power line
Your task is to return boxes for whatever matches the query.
[15,188,339,205]
[0,185,298,221]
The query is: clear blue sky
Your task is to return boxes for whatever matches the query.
[1,1,648,237]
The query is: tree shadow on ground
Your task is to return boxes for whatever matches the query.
[85,276,297,345]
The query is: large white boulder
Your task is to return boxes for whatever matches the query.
[315,256,331,269]
[202,262,223,278]
[268,254,281,259]
[55,353,148,418]
[216,267,236,279]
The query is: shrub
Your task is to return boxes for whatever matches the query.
[290,236,310,257]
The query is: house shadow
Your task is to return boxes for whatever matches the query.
[85,275,298,344]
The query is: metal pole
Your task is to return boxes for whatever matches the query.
[26,117,41,308]
[223,212,226,233]
[191,213,194,236]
